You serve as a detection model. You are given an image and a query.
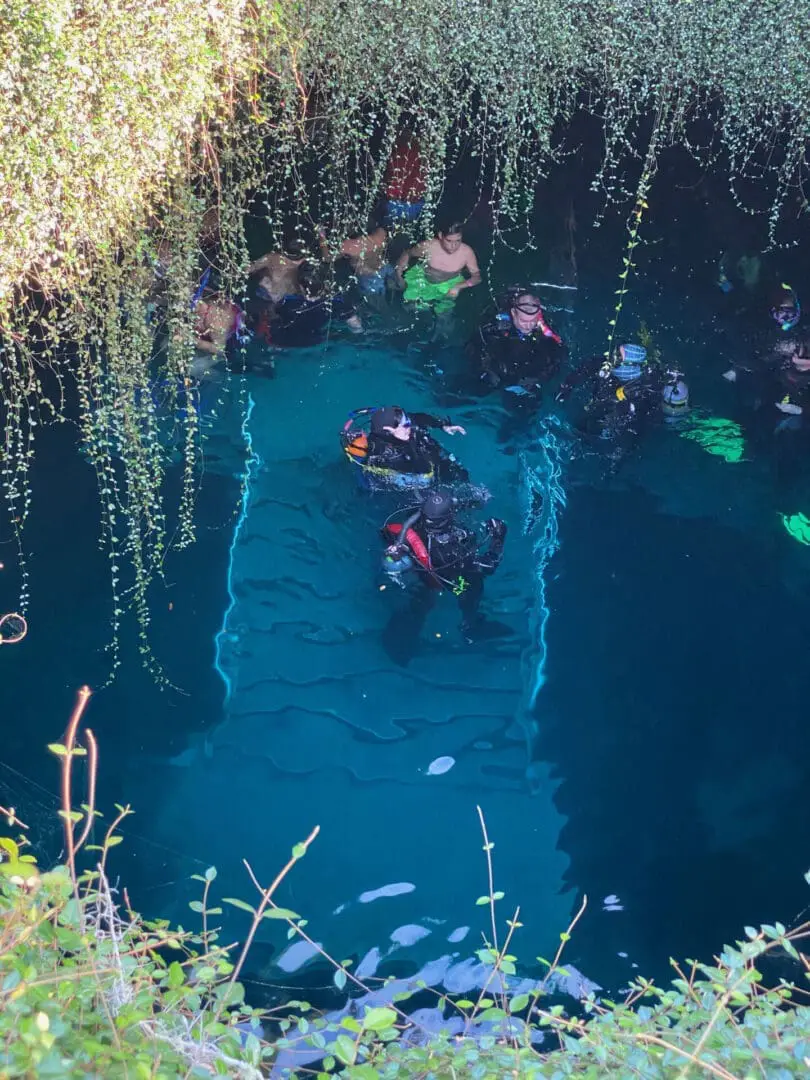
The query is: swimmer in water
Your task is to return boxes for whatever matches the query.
[395,223,482,314]
[247,239,309,304]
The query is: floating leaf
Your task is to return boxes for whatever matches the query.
[263,908,300,921]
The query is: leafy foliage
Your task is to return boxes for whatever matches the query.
[2,0,810,674]
[2,725,810,1076]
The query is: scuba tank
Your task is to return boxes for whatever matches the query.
[381,547,414,587]
[662,378,690,419]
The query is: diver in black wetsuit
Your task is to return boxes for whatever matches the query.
[555,343,680,456]
[361,405,469,486]
[471,289,566,402]
[380,489,508,662]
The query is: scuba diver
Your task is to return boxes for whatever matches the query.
[555,343,686,460]
[471,288,566,401]
[380,489,509,661]
[341,405,469,491]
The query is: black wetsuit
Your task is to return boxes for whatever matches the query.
[251,292,358,349]
[731,350,810,497]
[473,315,566,399]
[381,513,507,662]
[366,413,468,483]
[557,356,668,446]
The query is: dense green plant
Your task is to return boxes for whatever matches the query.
[2,0,810,674]
[2,702,810,1077]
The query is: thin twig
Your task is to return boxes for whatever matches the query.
[0,805,28,830]
[61,685,93,889]
[74,727,98,854]
[476,805,498,952]
[219,826,320,1013]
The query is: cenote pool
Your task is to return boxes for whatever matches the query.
[2,187,810,1017]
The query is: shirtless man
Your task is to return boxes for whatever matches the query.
[247,241,308,303]
[319,221,391,296]
[395,224,481,312]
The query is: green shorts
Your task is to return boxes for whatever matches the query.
[403,264,465,314]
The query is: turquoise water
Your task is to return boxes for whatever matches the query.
[129,340,575,977]
[3,177,810,1005]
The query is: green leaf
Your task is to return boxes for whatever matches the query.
[205,866,217,882]
[510,993,530,1012]
[167,962,185,989]
[263,907,300,920]
[362,1007,397,1031]
[0,837,20,860]
[292,843,306,859]
[189,900,204,913]
[47,743,67,756]
[492,891,504,901]
[106,835,123,848]
[333,969,347,991]
[223,897,256,914]
[475,895,490,905]
[334,1034,356,1065]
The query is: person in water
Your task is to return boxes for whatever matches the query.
[381,488,509,659]
[318,217,393,298]
[189,287,244,376]
[395,223,482,315]
[556,343,680,454]
[356,405,468,487]
[247,239,309,304]
[473,289,566,400]
[260,263,362,348]
[722,285,803,392]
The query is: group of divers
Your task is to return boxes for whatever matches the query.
[165,203,810,655]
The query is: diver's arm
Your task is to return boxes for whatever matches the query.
[410,411,452,430]
[555,355,603,401]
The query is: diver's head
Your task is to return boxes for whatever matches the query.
[421,489,455,529]
[372,405,412,441]
[612,343,648,380]
[770,285,800,331]
[438,222,464,254]
[510,292,544,334]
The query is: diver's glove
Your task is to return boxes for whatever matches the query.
[486,518,507,551]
